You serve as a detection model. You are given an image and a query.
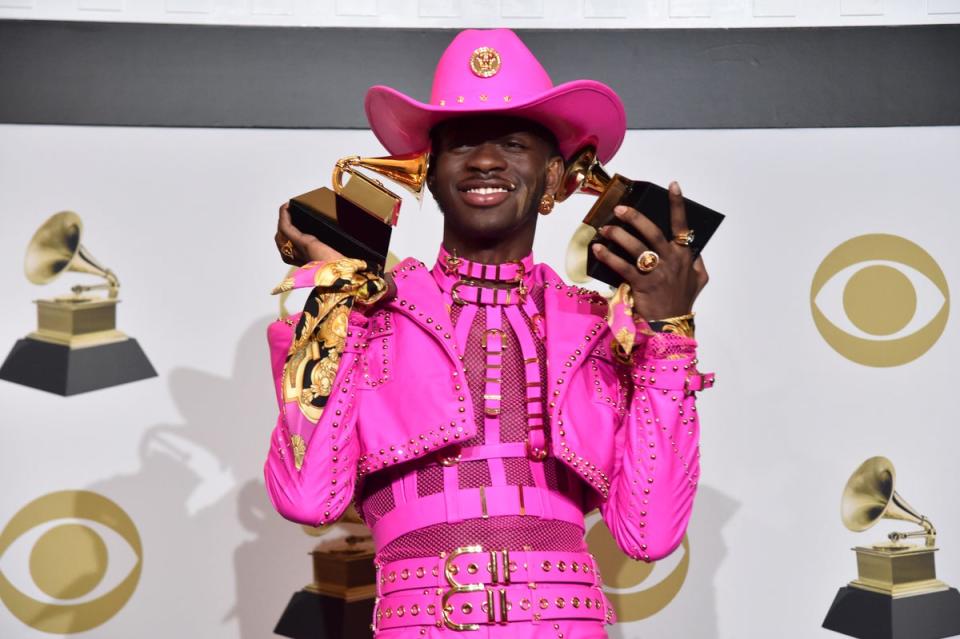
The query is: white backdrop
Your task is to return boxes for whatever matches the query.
[3,0,959,28]
[0,123,958,638]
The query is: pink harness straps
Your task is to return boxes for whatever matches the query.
[367,248,590,556]
[483,302,507,487]
[370,463,586,548]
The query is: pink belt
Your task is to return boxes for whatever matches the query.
[370,484,585,549]
[378,547,599,595]
[373,546,615,632]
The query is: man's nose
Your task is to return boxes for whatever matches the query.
[466,142,506,172]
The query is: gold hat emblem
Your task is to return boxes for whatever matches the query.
[470,47,501,78]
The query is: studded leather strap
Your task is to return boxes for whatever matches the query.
[375,582,612,631]
[378,548,600,596]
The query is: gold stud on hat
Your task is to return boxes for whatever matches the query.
[470,47,501,78]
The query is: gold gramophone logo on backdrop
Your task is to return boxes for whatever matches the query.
[822,457,960,638]
[0,211,156,395]
[810,234,949,367]
[0,490,143,634]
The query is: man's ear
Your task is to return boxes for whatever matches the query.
[544,154,565,197]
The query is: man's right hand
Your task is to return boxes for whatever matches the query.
[275,203,344,266]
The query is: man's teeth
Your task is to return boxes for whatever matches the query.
[466,187,507,194]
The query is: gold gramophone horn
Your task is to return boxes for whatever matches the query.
[555,146,611,203]
[565,224,598,284]
[329,151,429,227]
[334,151,429,201]
[559,146,619,285]
[841,456,936,547]
[25,211,119,299]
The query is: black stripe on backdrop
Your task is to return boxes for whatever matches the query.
[1,20,958,129]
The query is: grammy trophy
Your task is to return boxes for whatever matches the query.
[0,211,156,395]
[559,146,725,287]
[823,456,960,639]
[288,152,428,271]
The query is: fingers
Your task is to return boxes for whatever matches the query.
[613,205,667,251]
[668,181,689,239]
[276,236,300,266]
[278,203,306,243]
[598,223,648,259]
[591,243,645,289]
[276,203,309,266]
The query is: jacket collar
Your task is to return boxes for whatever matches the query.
[388,257,609,378]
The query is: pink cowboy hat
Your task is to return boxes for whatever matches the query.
[365,29,626,164]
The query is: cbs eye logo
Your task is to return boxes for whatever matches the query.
[810,234,949,367]
[585,515,689,622]
[0,490,142,633]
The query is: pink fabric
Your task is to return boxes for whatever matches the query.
[362,250,587,563]
[364,29,626,163]
[377,549,600,595]
[375,620,608,638]
[264,250,711,635]
[370,486,585,550]
[376,583,609,631]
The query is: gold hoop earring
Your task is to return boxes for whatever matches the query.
[538,193,555,215]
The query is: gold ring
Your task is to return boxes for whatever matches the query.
[636,250,660,273]
[280,240,295,259]
[673,229,695,247]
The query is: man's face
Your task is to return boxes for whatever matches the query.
[427,116,563,243]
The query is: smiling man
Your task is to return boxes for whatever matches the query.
[265,29,713,637]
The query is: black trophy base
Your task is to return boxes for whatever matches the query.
[823,586,960,639]
[586,179,725,288]
[0,337,157,396]
[289,188,390,272]
[274,589,374,639]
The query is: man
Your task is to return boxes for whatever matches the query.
[265,29,712,637]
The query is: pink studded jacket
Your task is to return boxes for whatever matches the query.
[264,255,713,564]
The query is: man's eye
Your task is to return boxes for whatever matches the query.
[504,140,526,150]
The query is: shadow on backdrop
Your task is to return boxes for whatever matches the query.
[84,317,310,637]
[605,485,739,639]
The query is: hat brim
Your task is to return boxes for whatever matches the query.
[365,79,626,165]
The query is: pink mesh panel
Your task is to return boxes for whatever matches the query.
[376,518,588,562]
[543,457,569,493]
[644,332,697,360]
[497,311,529,444]
[358,470,395,524]
[503,458,534,486]
[458,460,492,488]
[459,305,488,449]
[417,464,444,497]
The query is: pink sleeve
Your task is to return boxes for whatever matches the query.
[263,317,363,527]
[599,332,714,562]
[263,257,381,528]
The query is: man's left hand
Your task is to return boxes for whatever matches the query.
[590,180,709,321]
